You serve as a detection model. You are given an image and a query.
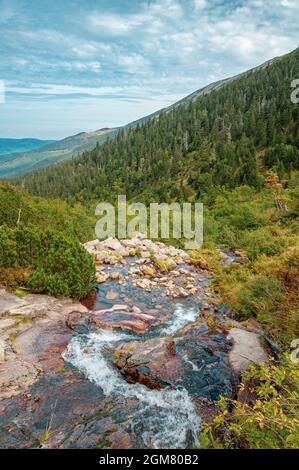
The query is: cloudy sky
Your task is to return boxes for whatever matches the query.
[0,0,298,139]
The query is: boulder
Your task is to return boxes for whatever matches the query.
[114,337,180,389]
[114,326,237,400]
[103,237,123,252]
[83,239,99,253]
[95,238,129,257]
[227,328,268,374]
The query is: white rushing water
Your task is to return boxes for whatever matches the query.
[161,304,198,335]
[62,326,200,449]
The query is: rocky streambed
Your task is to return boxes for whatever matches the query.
[0,235,269,449]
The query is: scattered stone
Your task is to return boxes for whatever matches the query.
[106,291,119,301]
[134,279,154,290]
[110,272,121,281]
[96,272,109,283]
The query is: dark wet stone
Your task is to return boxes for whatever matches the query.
[0,370,136,449]
[114,326,238,402]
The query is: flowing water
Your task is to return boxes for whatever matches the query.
[161,304,198,335]
[62,304,202,449]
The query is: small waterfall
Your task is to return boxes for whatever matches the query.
[62,327,201,449]
[161,304,198,335]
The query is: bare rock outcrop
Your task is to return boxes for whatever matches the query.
[0,290,88,399]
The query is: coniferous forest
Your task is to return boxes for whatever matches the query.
[18,48,299,204]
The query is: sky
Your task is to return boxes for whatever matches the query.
[0,0,298,140]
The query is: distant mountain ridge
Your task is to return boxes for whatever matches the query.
[0,138,55,157]
[0,129,116,178]
[0,51,285,179]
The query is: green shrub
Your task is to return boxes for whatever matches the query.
[200,355,299,449]
[28,270,71,297]
[241,226,289,259]
[0,226,95,300]
[0,227,18,268]
[0,182,94,242]
[234,275,283,317]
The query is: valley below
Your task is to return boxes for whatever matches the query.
[0,235,270,449]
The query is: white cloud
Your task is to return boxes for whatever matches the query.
[194,0,206,9]
[279,0,297,7]
[88,14,133,36]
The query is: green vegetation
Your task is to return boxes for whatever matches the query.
[0,182,95,241]
[215,243,299,348]
[0,183,95,299]
[0,225,95,299]
[200,355,299,449]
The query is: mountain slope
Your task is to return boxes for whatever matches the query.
[0,54,281,180]
[17,47,299,201]
[0,138,55,157]
[0,128,116,178]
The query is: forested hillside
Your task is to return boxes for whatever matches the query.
[18,47,299,204]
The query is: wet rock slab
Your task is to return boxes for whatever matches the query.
[66,305,159,334]
[114,322,238,402]
[115,337,181,389]
[90,305,157,334]
[0,369,136,449]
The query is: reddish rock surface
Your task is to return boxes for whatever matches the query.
[115,337,183,389]
[90,305,157,333]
